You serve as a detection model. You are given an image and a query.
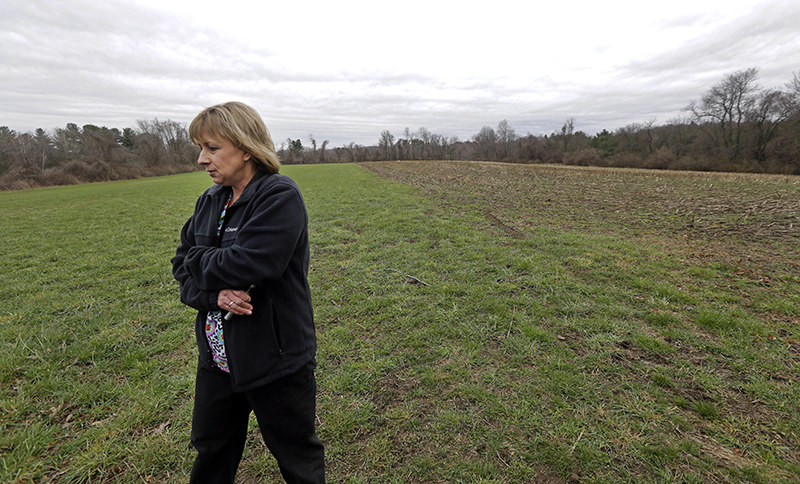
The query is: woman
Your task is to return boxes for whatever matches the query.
[171,102,325,483]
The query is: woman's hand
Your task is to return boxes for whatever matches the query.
[218,289,253,316]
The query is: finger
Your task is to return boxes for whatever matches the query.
[234,304,252,315]
[219,290,236,306]
[229,298,253,314]
[229,295,252,308]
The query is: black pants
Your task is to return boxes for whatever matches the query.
[189,362,325,483]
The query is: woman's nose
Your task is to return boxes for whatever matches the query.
[197,150,208,164]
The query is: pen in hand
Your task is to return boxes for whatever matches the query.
[224,284,255,321]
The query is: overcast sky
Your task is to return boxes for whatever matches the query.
[2,0,799,146]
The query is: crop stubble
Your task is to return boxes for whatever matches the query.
[361,160,800,278]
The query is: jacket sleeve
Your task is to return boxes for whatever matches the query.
[182,181,307,291]
[172,211,220,311]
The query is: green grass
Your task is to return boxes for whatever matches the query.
[1,163,798,483]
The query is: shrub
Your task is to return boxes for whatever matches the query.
[562,148,602,166]
[642,147,677,170]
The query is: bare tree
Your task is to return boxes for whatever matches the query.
[284,138,294,163]
[560,118,575,151]
[403,127,416,159]
[496,119,517,159]
[14,133,36,173]
[472,126,497,160]
[343,142,357,162]
[319,139,329,163]
[615,120,656,154]
[332,147,345,163]
[662,116,695,158]
[81,124,118,164]
[136,119,193,166]
[378,130,395,160]
[33,128,52,173]
[643,119,658,154]
[133,132,166,167]
[418,127,435,159]
[749,88,796,161]
[307,134,317,163]
[690,67,759,159]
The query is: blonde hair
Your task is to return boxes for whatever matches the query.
[189,101,281,174]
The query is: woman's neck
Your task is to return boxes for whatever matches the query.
[230,168,257,203]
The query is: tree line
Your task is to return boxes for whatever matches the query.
[2,67,798,190]
[0,119,197,190]
[292,68,798,174]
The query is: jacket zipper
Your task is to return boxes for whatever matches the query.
[271,300,284,357]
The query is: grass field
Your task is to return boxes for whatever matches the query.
[1,161,798,483]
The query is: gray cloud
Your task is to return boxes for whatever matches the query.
[2,0,798,146]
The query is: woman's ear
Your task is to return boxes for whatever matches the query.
[243,152,252,161]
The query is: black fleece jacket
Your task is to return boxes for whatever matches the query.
[172,170,316,392]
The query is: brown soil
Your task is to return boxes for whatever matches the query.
[361,160,800,277]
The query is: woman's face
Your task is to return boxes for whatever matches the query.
[196,132,253,188]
